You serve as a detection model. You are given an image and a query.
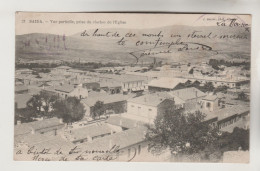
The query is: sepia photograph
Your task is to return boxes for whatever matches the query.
[14,12,251,163]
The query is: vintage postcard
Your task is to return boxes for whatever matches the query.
[14,12,251,162]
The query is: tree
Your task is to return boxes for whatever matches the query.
[40,91,58,117]
[188,68,194,74]
[238,92,247,101]
[52,97,85,124]
[213,85,228,94]
[26,94,42,116]
[15,107,36,124]
[145,108,219,157]
[203,82,215,92]
[26,91,57,118]
[91,101,105,119]
[202,127,249,161]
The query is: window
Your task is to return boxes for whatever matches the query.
[138,145,141,155]
[148,109,152,112]
[131,105,135,108]
[128,148,131,157]
[206,102,211,108]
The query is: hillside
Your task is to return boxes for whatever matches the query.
[15,25,251,64]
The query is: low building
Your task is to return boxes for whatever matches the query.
[14,134,74,161]
[169,87,206,111]
[148,77,187,92]
[201,103,250,133]
[200,94,219,112]
[52,66,71,74]
[127,93,175,124]
[106,115,145,130]
[15,68,33,75]
[15,94,32,108]
[14,117,65,138]
[82,82,100,91]
[99,74,147,93]
[44,84,88,99]
[15,85,29,94]
[68,123,116,144]
[100,81,121,94]
[81,92,134,116]
[69,126,171,162]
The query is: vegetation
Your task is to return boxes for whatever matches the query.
[26,91,57,118]
[213,85,228,94]
[208,59,250,70]
[145,108,219,156]
[237,92,249,101]
[52,97,85,124]
[18,91,85,124]
[16,61,123,71]
[188,68,194,74]
[145,106,249,161]
[91,101,105,119]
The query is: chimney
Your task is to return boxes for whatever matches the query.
[31,128,35,134]
[119,120,122,126]
[59,118,63,123]
[143,130,147,139]
[17,120,21,125]
[110,129,114,135]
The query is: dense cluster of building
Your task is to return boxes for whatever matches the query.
[14,61,250,161]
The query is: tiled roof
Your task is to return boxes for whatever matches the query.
[54,84,75,93]
[81,92,134,107]
[55,66,71,69]
[170,87,206,101]
[14,134,74,155]
[14,124,32,137]
[202,105,250,121]
[154,92,185,105]
[202,95,218,101]
[15,94,32,109]
[100,74,147,83]
[15,85,28,92]
[14,118,64,136]
[77,126,147,151]
[148,77,187,89]
[71,123,113,141]
[106,115,144,129]
[217,106,250,121]
[127,93,173,107]
[100,81,121,88]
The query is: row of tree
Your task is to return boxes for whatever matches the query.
[15,91,86,124]
[209,59,250,71]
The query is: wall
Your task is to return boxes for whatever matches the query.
[69,86,88,99]
[127,101,158,123]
